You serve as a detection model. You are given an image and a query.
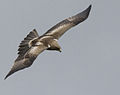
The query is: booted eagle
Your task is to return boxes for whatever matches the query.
[5,5,92,79]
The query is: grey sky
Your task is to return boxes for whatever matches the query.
[0,0,120,95]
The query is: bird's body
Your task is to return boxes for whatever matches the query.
[5,5,92,79]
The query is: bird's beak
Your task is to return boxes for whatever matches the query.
[59,49,62,52]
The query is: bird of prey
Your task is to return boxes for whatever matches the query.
[4,5,92,79]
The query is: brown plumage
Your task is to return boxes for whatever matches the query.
[4,5,92,79]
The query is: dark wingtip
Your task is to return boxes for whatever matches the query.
[69,4,92,25]
[86,4,92,15]
[4,74,9,80]
[89,4,92,9]
[86,4,92,11]
[78,4,92,21]
[83,4,92,17]
[4,70,13,80]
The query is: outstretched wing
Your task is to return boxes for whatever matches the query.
[4,29,44,79]
[4,44,48,79]
[44,5,91,39]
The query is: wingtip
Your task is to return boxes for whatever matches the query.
[83,4,92,16]
[87,4,92,12]
[4,67,16,80]
[69,4,92,25]
[89,4,92,9]
[79,4,92,19]
[4,75,8,80]
[4,71,12,80]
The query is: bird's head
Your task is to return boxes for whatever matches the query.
[49,39,62,52]
[53,40,62,52]
[53,44,62,52]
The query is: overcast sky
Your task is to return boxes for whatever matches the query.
[0,0,120,95]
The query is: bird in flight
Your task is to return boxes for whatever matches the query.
[5,5,92,79]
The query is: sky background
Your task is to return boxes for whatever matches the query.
[0,0,120,95]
